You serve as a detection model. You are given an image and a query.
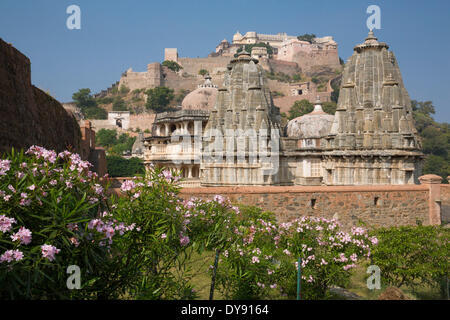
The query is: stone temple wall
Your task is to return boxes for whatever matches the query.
[108,177,447,230]
[179,185,432,230]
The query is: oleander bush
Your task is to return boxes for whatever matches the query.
[214,208,377,300]
[370,225,449,293]
[0,147,135,299]
[0,146,382,300]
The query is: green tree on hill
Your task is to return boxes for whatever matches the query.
[288,99,313,119]
[72,88,107,119]
[112,97,128,111]
[162,60,183,72]
[96,129,136,156]
[198,69,208,76]
[145,86,175,113]
[297,34,316,43]
[412,100,450,181]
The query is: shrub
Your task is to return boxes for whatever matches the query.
[106,156,144,177]
[0,147,134,299]
[297,34,316,43]
[112,97,127,111]
[162,60,183,72]
[288,99,313,119]
[214,208,376,300]
[145,87,175,113]
[370,225,449,291]
[119,85,130,95]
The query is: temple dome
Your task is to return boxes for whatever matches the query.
[233,31,243,42]
[286,98,334,138]
[181,75,218,110]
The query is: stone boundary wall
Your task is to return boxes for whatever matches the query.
[440,184,450,223]
[179,185,431,230]
[109,176,448,230]
[0,38,82,154]
[178,57,231,76]
[274,93,332,114]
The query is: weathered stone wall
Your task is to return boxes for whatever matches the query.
[267,59,302,76]
[440,184,450,224]
[179,185,431,230]
[178,56,231,76]
[129,113,155,131]
[274,93,332,114]
[275,41,340,74]
[0,38,82,154]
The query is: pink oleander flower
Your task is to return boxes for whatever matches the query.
[283,249,291,256]
[161,233,167,239]
[120,180,136,192]
[179,233,190,246]
[0,215,16,233]
[94,184,103,195]
[0,249,23,263]
[0,159,11,176]
[20,198,31,206]
[343,263,356,271]
[162,170,173,181]
[49,179,57,186]
[11,227,32,245]
[70,237,80,247]
[369,236,378,245]
[3,194,11,201]
[27,184,36,191]
[41,244,60,261]
[251,256,260,264]
[270,284,277,289]
[213,194,226,205]
[8,185,15,193]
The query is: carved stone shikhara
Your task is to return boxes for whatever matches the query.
[143,31,424,187]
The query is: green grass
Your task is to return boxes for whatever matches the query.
[344,263,444,300]
[184,254,445,300]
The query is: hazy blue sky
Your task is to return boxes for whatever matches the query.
[1,0,449,122]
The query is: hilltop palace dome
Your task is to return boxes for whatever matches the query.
[181,74,218,110]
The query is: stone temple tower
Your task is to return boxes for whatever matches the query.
[200,50,282,186]
[323,30,423,185]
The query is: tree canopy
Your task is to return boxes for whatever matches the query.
[145,86,175,113]
[96,129,136,156]
[297,34,316,43]
[72,88,107,119]
[162,60,183,72]
[106,155,145,177]
[288,99,313,120]
[411,100,450,181]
